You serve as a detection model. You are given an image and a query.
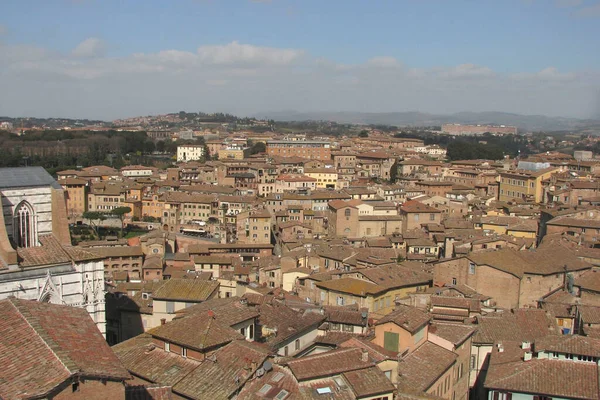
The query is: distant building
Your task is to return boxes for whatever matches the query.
[442,123,517,135]
[267,139,331,160]
[574,150,594,161]
[499,167,560,203]
[177,144,205,162]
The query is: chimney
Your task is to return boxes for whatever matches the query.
[524,352,532,361]
[361,349,369,362]
[208,310,215,319]
[160,318,166,326]
[521,341,531,350]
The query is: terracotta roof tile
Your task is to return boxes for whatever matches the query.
[172,340,269,399]
[343,366,395,398]
[376,305,431,333]
[152,279,219,302]
[287,348,373,381]
[484,341,599,399]
[397,342,457,395]
[0,299,129,399]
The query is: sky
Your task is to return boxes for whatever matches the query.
[1,0,600,120]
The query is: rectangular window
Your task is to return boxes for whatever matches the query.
[164,342,170,352]
[166,301,174,314]
[182,348,187,357]
[430,213,435,221]
[470,355,476,369]
[469,262,476,275]
[383,331,399,352]
[295,339,300,351]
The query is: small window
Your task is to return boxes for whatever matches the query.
[344,209,351,217]
[295,339,300,351]
[182,348,187,357]
[452,277,457,285]
[258,384,273,395]
[469,262,476,275]
[275,390,289,400]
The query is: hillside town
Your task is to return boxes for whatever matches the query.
[2,125,600,400]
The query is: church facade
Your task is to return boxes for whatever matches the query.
[0,167,106,336]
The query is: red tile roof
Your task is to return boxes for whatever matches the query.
[485,341,599,399]
[397,342,457,396]
[287,347,373,381]
[0,298,129,399]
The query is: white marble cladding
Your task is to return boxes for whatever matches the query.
[0,259,107,336]
[1,187,53,244]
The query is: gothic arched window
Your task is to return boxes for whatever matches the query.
[14,202,36,248]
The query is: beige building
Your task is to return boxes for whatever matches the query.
[59,177,88,220]
[177,144,205,162]
[304,168,339,189]
[236,209,272,244]
[499,167,559,203]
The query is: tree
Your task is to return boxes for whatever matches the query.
[82,211,107,239]
[389,160,399,183]
[358,130,369,138]
[111,206,132,237]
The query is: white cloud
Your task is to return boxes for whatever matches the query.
[366,56,401,68]
[438,63,495,79]
[196,41,304,65]
[72,37,107,58]
[0,41,598,120]
[511,66,576,81]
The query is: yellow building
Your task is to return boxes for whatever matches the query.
[58,178,88,220]
[218,148,244,160]
[315,267,431,318]
[304,168,338,189]
[499,167,559,203]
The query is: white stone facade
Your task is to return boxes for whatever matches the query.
[177,145,205,162]
[0,261,107,336]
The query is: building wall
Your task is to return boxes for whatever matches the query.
[63,184,87,219]
[1,186,54,244]
[426,363,456,399]
[358,219,403,237]
[434,258,521,310]
[403,211,442,232]
[330,206,359,238]
[266,142,331,160]
[373,322,428,355]
[236,213,271,245]
[177,145,205,162]
[0,260,107,336]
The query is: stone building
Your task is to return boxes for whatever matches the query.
[0,167,107,335]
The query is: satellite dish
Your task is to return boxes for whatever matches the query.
[256,368,265,377]
[263,361,273,372]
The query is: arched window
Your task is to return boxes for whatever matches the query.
[14,201,36,248]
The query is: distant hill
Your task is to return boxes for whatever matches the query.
[259,110,600,132]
